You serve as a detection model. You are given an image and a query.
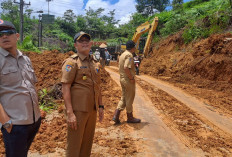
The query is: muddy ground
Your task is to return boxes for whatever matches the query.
[140,32,232,117]
[136,78,232,156]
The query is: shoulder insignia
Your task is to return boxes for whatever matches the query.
[70,54,79,59]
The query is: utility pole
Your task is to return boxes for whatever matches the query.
[46,0,53,15]
[14,0,30,44]
[38,14,42,47]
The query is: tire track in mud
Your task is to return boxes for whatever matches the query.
[106,66,232,156]
[137,75,232,136]
[135,78,232,157]
[108,66,232,135]
[105,68,204,157]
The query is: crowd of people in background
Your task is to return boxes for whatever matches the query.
[92,47,111,67]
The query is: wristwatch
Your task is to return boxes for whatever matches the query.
[3,120,12,129]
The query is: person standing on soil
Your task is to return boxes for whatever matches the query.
[105,48,111,66]
[94,49,100,61]
[113,40,141,124]
[61,31,104,157]
[0,20,41,157]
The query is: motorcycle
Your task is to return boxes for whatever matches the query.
[134,56,140,75]
[106,58,111,66]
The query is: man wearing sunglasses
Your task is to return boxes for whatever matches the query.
[61,31,104,157]
[0,19,41,157]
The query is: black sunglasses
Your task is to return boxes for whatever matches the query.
[0,29,16,37]
[77,39,90,43]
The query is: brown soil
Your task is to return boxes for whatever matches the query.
[24,50,74,91]
[0,51,139,157]
[140,32,232,116]
[109,61,118,67]
[136,78,232,157]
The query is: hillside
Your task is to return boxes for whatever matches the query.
[139,0,232,117]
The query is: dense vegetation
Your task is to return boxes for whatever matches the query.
[0,0,231,52]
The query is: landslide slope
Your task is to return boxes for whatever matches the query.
[140,32,232,115]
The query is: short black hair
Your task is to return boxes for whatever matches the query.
[126,40,135,50]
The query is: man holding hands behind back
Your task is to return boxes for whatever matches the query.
[61,32,104,157]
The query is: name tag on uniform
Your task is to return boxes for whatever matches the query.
[80,66,88,69]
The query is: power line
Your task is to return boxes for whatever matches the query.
[14,0,31,44]
[29,6,64,16]
[34,0,83,9]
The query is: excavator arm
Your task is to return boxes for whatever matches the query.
[120,17,158,57]
[143,17,158,57]
[132,21,151,52]
[132,17,159,57]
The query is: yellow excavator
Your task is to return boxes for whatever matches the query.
[121,17,159,57]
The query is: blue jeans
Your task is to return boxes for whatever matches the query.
[1,118,41,157]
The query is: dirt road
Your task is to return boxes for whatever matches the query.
[137,75,232,135]
[108,66,232,135]
[105,68,205,157]
[107,66,232,156]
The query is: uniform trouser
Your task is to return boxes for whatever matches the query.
[117,78,135,113]
[66,110,97,157]
[1,118,41,157]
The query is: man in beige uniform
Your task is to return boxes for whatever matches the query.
[61,32,104,157]
[0,20,41,157]
[113,40,141,124]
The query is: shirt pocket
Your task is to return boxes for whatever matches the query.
[24,64,36,83]
[0,67,21,86]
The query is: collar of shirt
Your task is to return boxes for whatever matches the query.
[78,52,90,61]
[0,47,11,56]
[0,47,23,58]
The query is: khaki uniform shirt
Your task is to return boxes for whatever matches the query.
[61,52,101,112]
[0,48,41,126]
[119,50,135,80]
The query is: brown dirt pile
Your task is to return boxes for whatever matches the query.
[30,114,67,155]
[140,32,232,116]
[109,61,118,67]
[136,78,232,157]
[188,33,232,82]
[193,33,232,56]
[141,32,232,82]
[24,50,74,91]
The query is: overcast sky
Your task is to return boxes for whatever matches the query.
[0,0,192,24]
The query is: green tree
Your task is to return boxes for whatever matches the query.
[136,0,170,15]
[86,7,104,18]
[101,9,119,37]
[85,7,105,38]
[0,0,20,31]
[63,9,76,23]
[76,15,87,32]
[172,0,183,10]
[101,10,119,26]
